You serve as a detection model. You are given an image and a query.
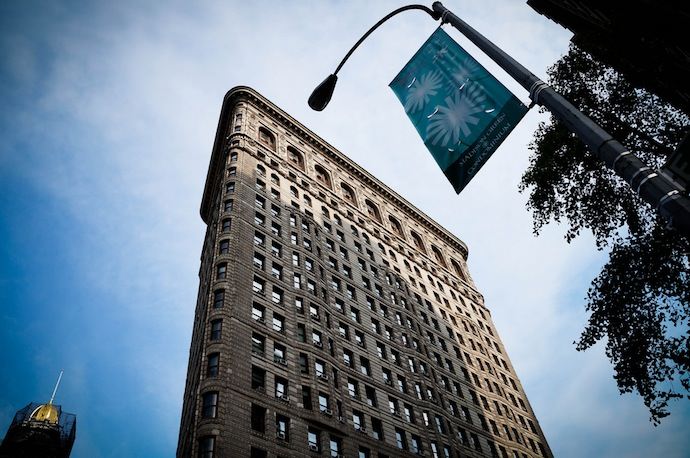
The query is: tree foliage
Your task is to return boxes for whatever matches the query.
[519,44,690,423]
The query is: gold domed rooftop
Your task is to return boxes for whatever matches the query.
[30,403,59,424]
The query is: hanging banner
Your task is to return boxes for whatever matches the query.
[390,27,528,193]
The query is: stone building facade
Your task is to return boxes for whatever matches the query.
[177,86,553,458]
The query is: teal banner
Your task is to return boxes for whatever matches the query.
[390,28,528,193]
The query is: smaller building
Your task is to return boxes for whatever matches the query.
[0,374,76,458]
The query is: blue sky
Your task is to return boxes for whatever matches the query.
[1,1,688,457]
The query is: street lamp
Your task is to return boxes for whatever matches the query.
[308,1,690,236]
[308,4,439,111]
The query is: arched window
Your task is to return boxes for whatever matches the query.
[322,206,330,218]
[431,245,447,268]
[290,186,299,198]
[256,164,266,176]
[451,259,466,281]
[388,215,404,238]
[270,173,280,185]
[287,146,305,171]
[341,183,357,206]
[258,126,276,151]
[410,231,426,253]
[365,199,382,223]
[314,164,332,189]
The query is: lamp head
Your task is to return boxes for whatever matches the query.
[308,74,338,111]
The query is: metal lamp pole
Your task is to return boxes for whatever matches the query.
[309,2,690,237]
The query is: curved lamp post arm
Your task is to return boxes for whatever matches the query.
[308,4,440,111]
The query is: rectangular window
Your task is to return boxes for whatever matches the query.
[395,428,407,450]
[276,414,290,441]
[251,303,265,322]
[273,343,287,366]
[300,353,309,374]
[271,222,281,237]
[199,436,215,458]
[411,435,421,455]
[251,366,265,391]
[210,319,222,340]
[271,263,282,280]
[251,404,266,433]
[348,379,359,399]
[271,241,282,257]
[329,436,342,457]
[360,357,371,376]
[315,359,326,377]
[212,290,224,309]
[252,277,265,294]
[312,330,322,347]
[271,287,283,305]
[251,333,265,354]
[388,396,401,417]
[343,349,353,367]
[206,353,219,377]
[272,313,285,333]
[318,393,330,413]
[253,253,265,270]
[216,264,227,279]
[202,392,218,418]
[359,384,375,407]
[352,410,364,430]
[308,428,320,452]
[302,386,312,410]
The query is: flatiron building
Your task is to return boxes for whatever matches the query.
[177,86,552,458]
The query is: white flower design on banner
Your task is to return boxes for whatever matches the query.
[426,83,487,146]
[404,71,442,113]
[451,55,484,86]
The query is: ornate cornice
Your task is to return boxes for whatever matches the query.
[200,86,469,260]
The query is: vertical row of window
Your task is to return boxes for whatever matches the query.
[200,145,240,432]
